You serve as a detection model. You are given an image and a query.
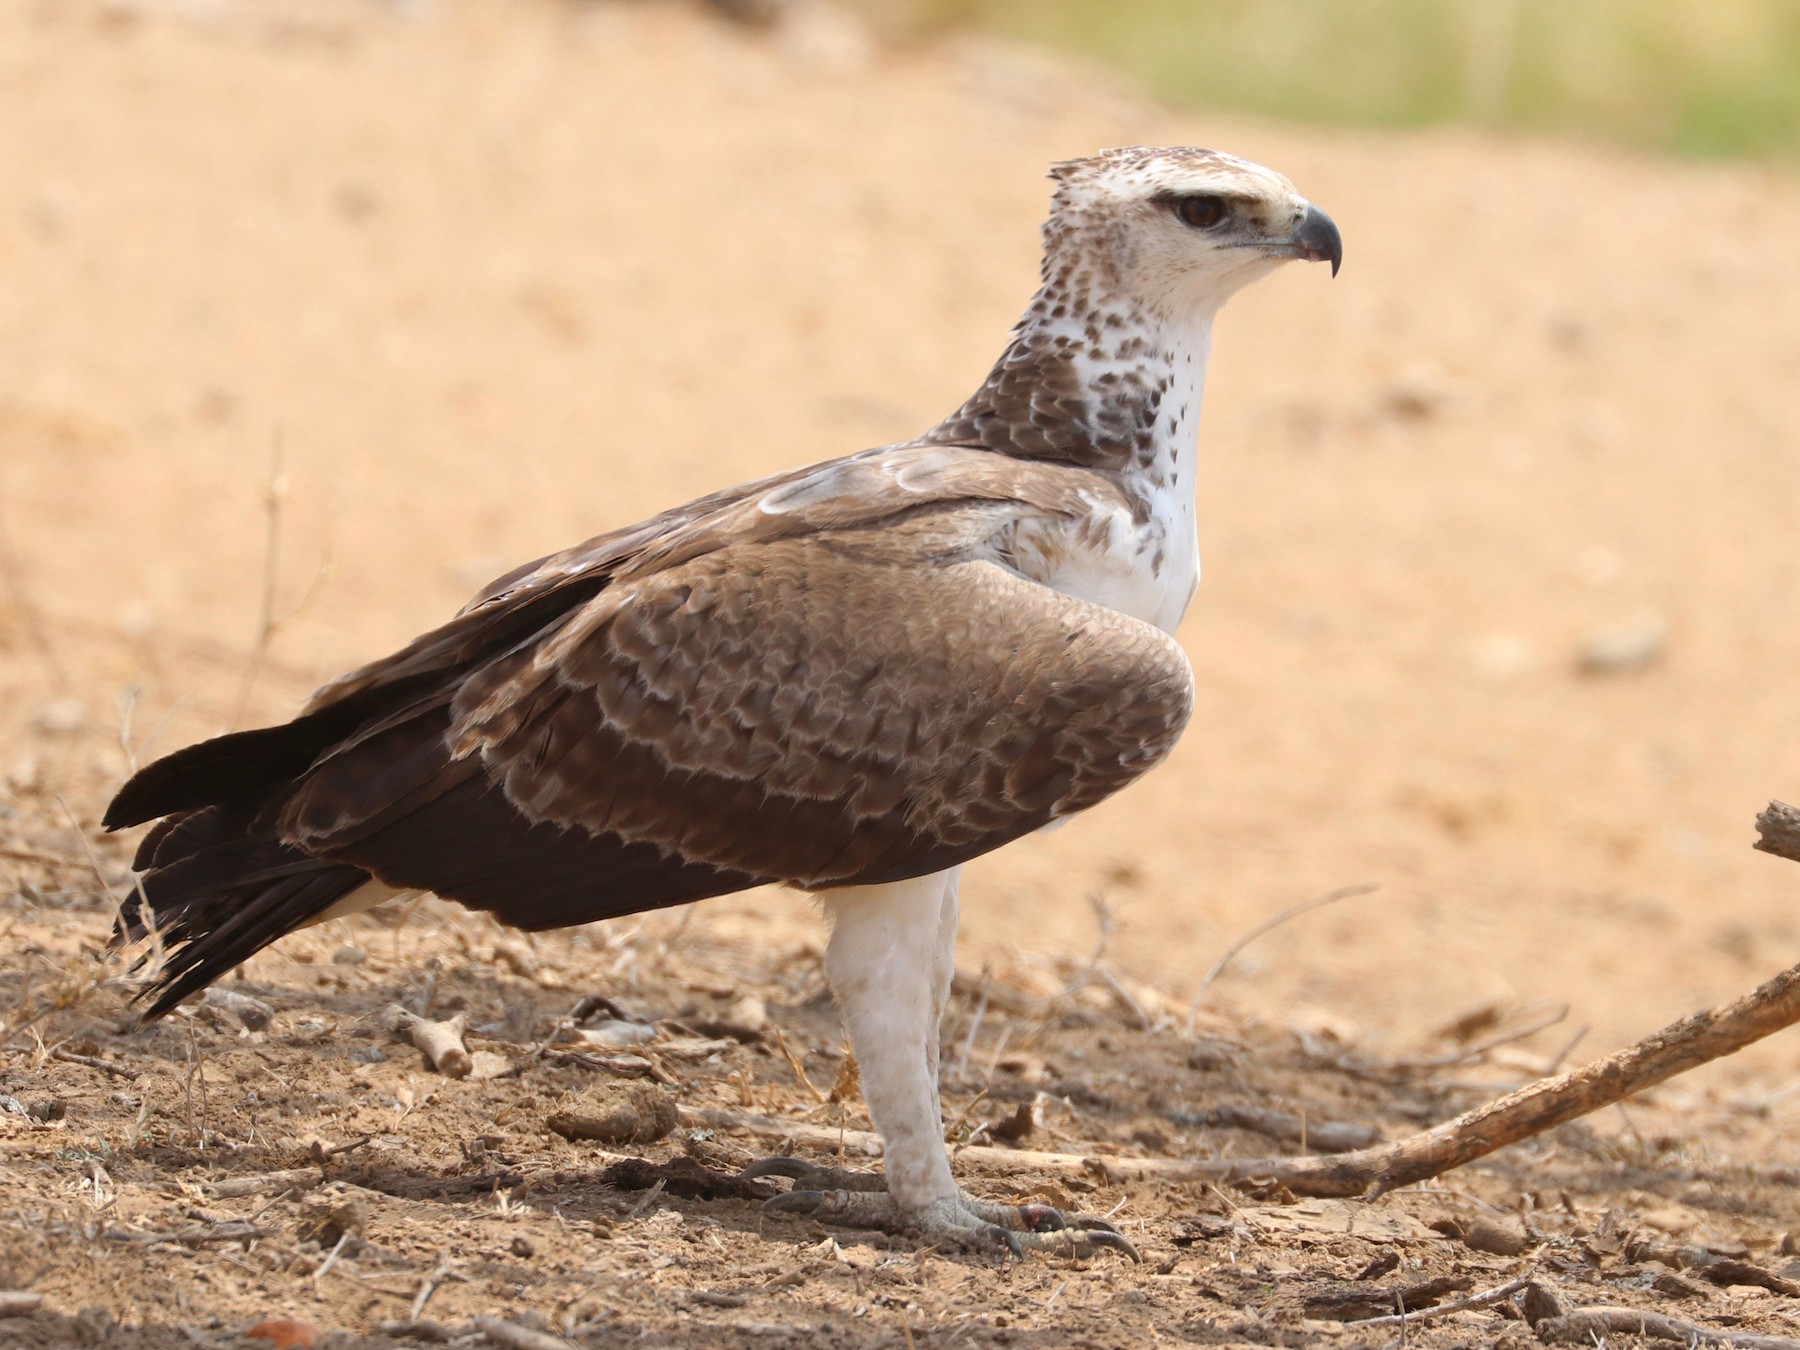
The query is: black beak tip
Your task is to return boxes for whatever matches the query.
[1296,204,1343,277]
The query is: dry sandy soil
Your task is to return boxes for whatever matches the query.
[3,0,1800,1345]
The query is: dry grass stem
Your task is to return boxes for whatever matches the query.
[381,1004,472,1078]
[469,1316,579,1350]
[0,844,89,871]
[1345,1273,1534,1328]
[1536,1306,1800,1348]
[1188,883,1380,1016]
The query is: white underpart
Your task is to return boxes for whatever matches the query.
[301,879,412,928]
[1017,320,1211,635]
[819,869,962,1210]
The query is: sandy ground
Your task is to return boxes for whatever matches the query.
[3,0,1800,1344]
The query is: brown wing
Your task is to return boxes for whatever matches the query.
[276,509,1193,927]
[108,445,1193,993]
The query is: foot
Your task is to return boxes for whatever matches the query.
[741,1156,1140,1261]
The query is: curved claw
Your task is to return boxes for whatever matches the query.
[978,1223,1026,1260]
[1064,1227,1142,1263]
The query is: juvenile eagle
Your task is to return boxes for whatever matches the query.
[107,147,1341,1258]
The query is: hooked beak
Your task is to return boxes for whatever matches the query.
[1289,203,1342,276]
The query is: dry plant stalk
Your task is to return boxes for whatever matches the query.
[0,1292,43,1318]
[1536,1306,1800,1349]
[381,1004,472,1078]
[468,1317,578,1350]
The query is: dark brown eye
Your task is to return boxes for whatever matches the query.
[1174,195,1228,229]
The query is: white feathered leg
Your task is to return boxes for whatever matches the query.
[823,871,960,1212]
[747,868,1137,1260]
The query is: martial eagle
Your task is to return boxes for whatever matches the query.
[107,146,1341,1258]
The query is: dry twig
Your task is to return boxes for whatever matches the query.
[409,1255,464,1321]
[1188,883,1378,1016]
[1205,950,1800,1197]
[469,1317,578,1350]
[107,1221,267,1247]
[205,1169,322,1199]
[0,1292,43,1317]
[1536,1306,1800,1348]
[1344,1273,1533,1329]
[50,1048,138,1080]
[1755,800,1800,866]
[381,1004,472,1078]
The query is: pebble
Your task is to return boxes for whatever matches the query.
[1576,613,1668,675]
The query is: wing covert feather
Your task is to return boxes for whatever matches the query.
[442,539,1193,892]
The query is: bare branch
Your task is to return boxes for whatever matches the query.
[1755,800,1800,866]
[1537,1306,1800,1348]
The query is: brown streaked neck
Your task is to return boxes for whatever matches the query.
[916,282,1212,497]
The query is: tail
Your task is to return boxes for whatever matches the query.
[109,724,373,1021]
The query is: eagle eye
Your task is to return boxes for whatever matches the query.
[1173,194,1228,229]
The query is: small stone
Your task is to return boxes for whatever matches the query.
[1432,1215,1528,1256]
[1469,632,1539,682]
[1187,1041,1236,1071]
[546,1083,678,1145]
[202,987,275,1031]
[295,1193,365,1248]
[1380,361,1462,420]
[689,994,769,1041]
[73,1307,114,1344]
[467,1050,512,1080]
[1519,1280,1567,1327]
[724,994,768,1036]
[569,1020,657,1049]
[1577,613,1668,676]
[30,699,86,736]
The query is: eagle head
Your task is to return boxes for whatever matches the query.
[1044,146,1341,319]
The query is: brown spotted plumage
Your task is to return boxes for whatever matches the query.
[106,147,1340,1258]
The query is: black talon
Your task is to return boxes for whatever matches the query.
[1066,1212,1124,1235]
[1015,1203,1068,1233]
[1081,1228,1142,1262]
[982,1224,1026,1259]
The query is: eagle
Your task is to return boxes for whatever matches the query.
[106,146,1340,1259]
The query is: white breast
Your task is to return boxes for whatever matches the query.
[1020,487,1198,635]
[998,312,1210,635]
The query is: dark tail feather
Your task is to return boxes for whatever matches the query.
[115,805,368,1021]
[106,706,369,831]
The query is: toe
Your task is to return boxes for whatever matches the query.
[760,1187,851,1217]
[741,1156,886,1192]
[1016,1225,1142,1263]
[976,1223,1026,1259]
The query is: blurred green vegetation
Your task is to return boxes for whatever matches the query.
[857,0,1800,160]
